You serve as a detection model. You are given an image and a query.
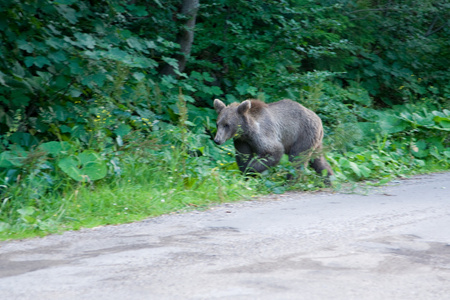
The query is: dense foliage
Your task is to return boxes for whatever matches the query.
[0,0,449,238]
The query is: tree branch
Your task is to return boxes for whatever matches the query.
[345,8,402,15]
[161,0,200,76]
[425,18,448,37]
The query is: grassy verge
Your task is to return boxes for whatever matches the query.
[0,145,261,240]
[1,100,449,241]
[1,140,448,241]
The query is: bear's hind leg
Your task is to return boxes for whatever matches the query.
[289,145,333,183]
[309,155,334,184]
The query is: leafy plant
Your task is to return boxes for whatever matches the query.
[58,151,107,182]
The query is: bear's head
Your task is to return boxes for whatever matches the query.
[213,98,251,145]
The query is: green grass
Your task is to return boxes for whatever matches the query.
[0,151,260,240]
[1,134,449,241]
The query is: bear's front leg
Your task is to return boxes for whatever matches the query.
[234,140,253,173]
[247,149,283,173]
[236,141,283,174]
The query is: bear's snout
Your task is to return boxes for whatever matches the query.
[214,128,226,145]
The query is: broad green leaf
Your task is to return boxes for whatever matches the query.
[17,40,34,53]
[74,33,96,49]
[129,57,158,68]
[82,73,106,88]
[127,37,145,51]
[133,72,145,81]
[411,113,434,127]
[55,5,79,24]
[0,148,28,168]
[415,159,425,167]
[236,83,257,96]
[10,132,38,148]
[69,87,82,97]
[108,48,128,60]
[45,37,65,49]
[411,140,428,158]
[443,150,450,158]
[38,141,72,156]
[0,152,16,168]
[144,40,157,49]
[162,57,178,68]
[58,151,107,182]
[18,207,36,224]
[359,165,371,178]
[355,154,365,162]
[114,124,131,137]
[348,161,361,177]
[18,207,35,217]
[202,72,214,82]
[24,56,51,68]
[379,115,408,134]
[209,86,223,95]
[190,71,203,81]
[433,115,450,129]
[357,122,378,137]
[48,51,67,62]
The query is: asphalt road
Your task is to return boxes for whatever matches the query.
[1,172,450,300]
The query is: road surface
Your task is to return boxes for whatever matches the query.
[1,172,450,299]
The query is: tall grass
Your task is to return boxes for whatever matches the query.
[0,145,259,240]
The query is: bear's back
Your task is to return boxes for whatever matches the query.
[267,99,321,147]
[267,99,311,123]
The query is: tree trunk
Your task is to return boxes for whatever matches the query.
[161,0,199,76]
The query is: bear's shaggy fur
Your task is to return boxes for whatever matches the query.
[213,98,333,179]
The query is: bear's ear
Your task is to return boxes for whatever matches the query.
[214,99,226,114]
[237,100,251,115]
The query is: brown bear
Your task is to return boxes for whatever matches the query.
[213,98,333,180]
